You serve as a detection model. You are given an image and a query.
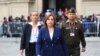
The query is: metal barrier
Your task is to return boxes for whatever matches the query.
[83,22,99,37]
[0,22,27,38]
[0,22,100,38]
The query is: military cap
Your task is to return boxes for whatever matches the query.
[69,8,76,13]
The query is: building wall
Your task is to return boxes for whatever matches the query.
[0,3,9,21]
[82,1,100,16]
[0,0,29,21]
[0,0,43,21]
[9,2,29,18]
[1,0,100,21]
[76,0,100,16]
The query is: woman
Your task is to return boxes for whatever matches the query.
[36,15,69,56]
[20,12,42,56]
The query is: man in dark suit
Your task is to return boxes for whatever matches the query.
[61,8,86,56]
[20,11,42,56]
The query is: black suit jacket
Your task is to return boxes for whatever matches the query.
[20,23,42,50]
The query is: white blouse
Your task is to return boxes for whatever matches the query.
[49,31,54,40]
[30,28,39,43]
[29,22,41,43]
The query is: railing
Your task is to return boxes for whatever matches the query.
[83,22,99,37]
[0,22,100,38]
[0,22,27,38]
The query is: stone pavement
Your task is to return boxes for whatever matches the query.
[81,40,100,56]
[0,37,100,56]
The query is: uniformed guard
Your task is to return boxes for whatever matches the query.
[61,8,86,56]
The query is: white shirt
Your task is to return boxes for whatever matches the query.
[49,31,54,40]
[30,28,39,43]
[29,22,41,43]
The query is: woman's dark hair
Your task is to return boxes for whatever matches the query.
[44,15,56,28]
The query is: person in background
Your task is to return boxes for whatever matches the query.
[8,16,13,22]
[27,16,31,22]
[57,9,63,17]
[45,9,51,17]
[2,17,9,38]
[64,8,69,16]
[20,15,26,22]
[57,9,64,22]
[39,13,45,25]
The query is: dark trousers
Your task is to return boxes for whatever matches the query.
[69,47,80,56]
[25,43,36,56]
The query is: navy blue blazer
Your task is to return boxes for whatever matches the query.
[36,27,69,56]
[20,23,42,50]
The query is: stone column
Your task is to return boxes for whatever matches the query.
[37,0,43,13]
[49,0,56,10]
[76,0,83,15]
[0,1,9,21]
[29,0,42,14]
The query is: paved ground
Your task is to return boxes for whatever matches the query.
[0,38,20,56]
[0,37,100,56]
[81,41,100,56]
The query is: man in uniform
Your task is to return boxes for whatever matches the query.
[61,8,86,56]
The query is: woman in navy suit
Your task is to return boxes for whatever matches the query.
[36,15,69,56]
